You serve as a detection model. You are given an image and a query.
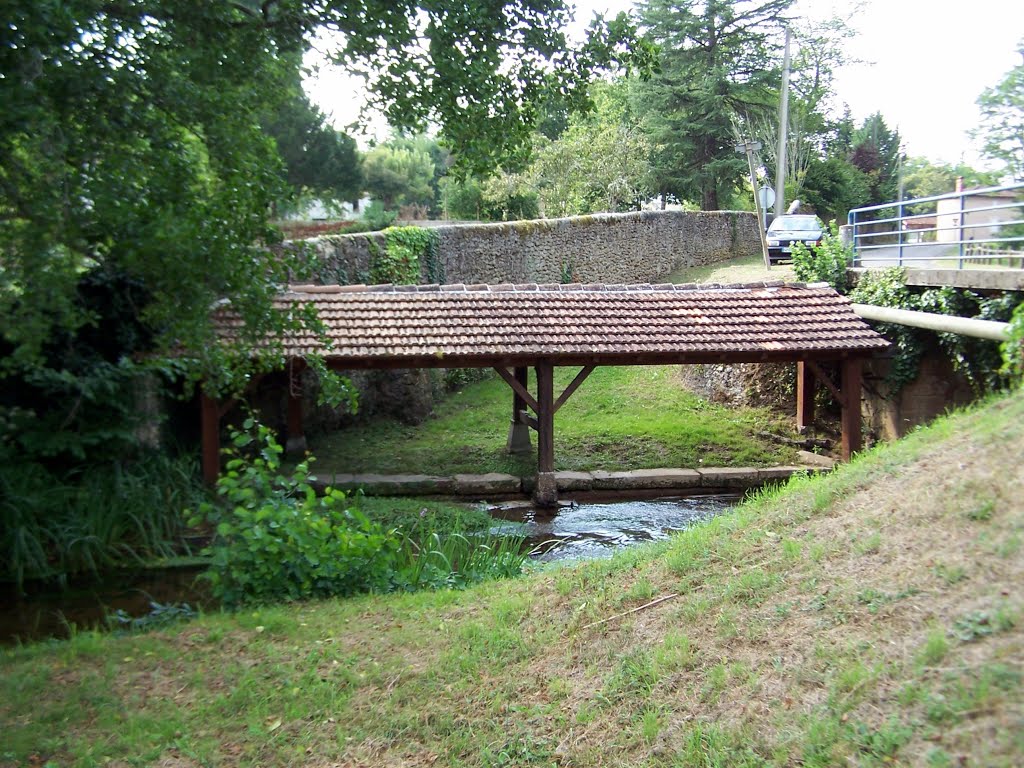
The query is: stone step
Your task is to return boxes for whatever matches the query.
[312,465,822,498]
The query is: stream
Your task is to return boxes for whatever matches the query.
[1,493,740,644]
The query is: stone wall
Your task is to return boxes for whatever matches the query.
[304,210,760,287]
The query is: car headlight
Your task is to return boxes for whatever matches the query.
[767,239,780,246]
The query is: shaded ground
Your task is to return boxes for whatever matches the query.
[3,390,1022,766]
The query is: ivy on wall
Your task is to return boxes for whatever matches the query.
[849,269,1023,393]
[368,227,440,285]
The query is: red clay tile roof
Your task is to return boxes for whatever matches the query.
[212,282,888,367]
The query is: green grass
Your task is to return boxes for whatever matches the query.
[666,252,796,285]
[310,365,796,475]
[2,389,1022,766]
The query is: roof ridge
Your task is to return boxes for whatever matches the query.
[286,280,820,295]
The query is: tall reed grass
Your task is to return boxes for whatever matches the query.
[1,452,208,590]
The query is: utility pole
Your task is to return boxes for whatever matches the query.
[735,139,771,269]
[774,27,792,218]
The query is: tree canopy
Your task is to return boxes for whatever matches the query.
[1,0,653,387]
[632,0,793,210]
[974,44,1024,181]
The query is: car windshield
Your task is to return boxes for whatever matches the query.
[769,216,820,232]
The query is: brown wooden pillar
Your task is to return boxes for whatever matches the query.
[506,366,532,454]
[285,361,307,456]
[796,361,815,433]
[200,392,221,486]
[840,358,862,461]
[534,361,557,506]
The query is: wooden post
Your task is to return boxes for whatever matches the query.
[796,361,815,433]
[534,361,557,506]
[513,366,528,419]
[840,358,862,461]
[506,366,532,454]
[200,392,221,486]
[285,360,307,456]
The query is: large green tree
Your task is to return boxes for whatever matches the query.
[1,0,651,383]
[632,0,793,210]
[849,112,902,206]
[973,45,1024,181]
[531,82,654,217]
[262,76,363,212]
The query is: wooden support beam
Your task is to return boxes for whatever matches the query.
[536,362,555,474]
[553,365,596,414]
[796,361,815,432]
[512,366,528,419]
[517,410,539,431]
[494,366,539,414]
[285,360,307,455]
[840,358,862,461]
[200,392,221,486]
[806,360,844,405]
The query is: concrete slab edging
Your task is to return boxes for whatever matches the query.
[314,464,829,498]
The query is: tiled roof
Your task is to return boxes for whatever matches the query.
[212,282,889,365]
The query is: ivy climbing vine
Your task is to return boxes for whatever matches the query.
[368,227,440,285]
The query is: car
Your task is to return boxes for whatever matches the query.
[766,214,824,264]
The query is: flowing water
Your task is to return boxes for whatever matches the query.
[492,492,741,562]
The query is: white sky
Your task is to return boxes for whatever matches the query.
[305,0,1024,169]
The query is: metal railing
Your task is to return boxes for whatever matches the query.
[848,182,1024,268]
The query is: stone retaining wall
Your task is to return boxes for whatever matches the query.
[304,209,760,287]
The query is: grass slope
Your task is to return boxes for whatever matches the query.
[666,253,795,286]
[311,366,795,476]
[3,391,1023,767]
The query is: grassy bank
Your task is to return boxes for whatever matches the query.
[3,390,1022,766]
[311,366,796,476]
[666,252,796,285]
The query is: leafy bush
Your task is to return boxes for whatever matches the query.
[1004,300,1024,383]
[193,420,398,607]
[790,223,850,292]
[363,201,398,230]
[194,420,529,606]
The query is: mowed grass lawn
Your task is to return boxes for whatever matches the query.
[3,391,1022,766]
[666,252,796,285]
[309,366,797,476]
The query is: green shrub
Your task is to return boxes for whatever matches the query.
[791,223,850,292]
[193,420,528,607]
[193,420,398,607]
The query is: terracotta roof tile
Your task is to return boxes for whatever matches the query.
[213,282,888,365]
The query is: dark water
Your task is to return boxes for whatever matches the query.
[0,567,211,646]
[492,493,740,562]
[1,494,739,644]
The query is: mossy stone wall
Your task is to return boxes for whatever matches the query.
[305,210,759,286]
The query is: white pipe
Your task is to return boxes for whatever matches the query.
[852,303,1011,342]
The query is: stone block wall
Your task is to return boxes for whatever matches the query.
[304,210,760,287]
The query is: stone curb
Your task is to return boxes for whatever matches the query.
[313,465,823,498]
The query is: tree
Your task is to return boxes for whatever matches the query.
[530,82,654,217]
[742,10,861,204]
[363,141,437,211]
[1,0,652,383]
[262,77,362,212]
[849,112,902,205]
[973,44,1024,181]
[633,0,794,210]
[902,157,1000,201]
